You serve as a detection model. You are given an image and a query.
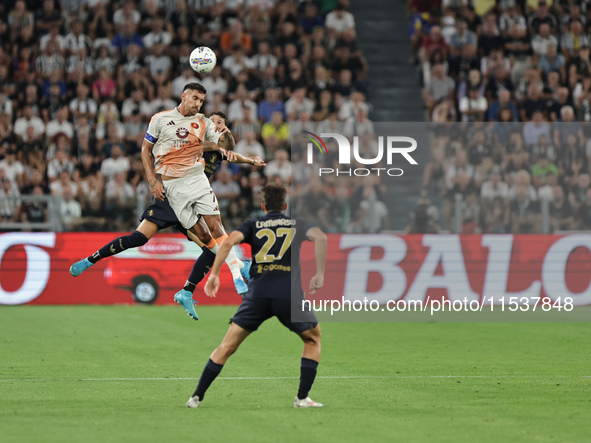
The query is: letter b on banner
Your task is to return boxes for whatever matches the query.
[0,233,56,305]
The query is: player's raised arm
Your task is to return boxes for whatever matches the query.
[230,152,266,166]
[204,230,245,297]
[306,227,327,294]
[141,138,165,201]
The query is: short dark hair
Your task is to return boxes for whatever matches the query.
[262,183,287,212]
[210,111,228,126]
[183,82,207,95]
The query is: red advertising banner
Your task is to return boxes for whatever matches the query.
[300,234,591,307]
[2,233,591,306]
[0,232,249,305]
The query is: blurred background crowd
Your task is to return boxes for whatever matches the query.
[0,0,374,232]
[408,0,591,233]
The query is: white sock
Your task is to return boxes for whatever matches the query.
[225,246,243,279]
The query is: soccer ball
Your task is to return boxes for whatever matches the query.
[189,47,217,74]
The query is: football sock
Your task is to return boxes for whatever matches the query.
[205,238,220,254]
[215,235,243,279]
[184,247,216,293]
[88,231,149,263]
[297,358,319,400]
[193,359,224,400]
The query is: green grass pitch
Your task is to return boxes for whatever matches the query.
[1,305,590,443]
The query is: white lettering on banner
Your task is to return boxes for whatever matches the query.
[481,235,541,303]
[405,235,478,302]
[0,233,56,305]
[340,235,407,304]
[542,234,591,306]
[318,133,418,165]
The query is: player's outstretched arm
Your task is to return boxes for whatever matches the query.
[204,230,245,297]
[230,152,266,166]
[306,227,327,294]
[141,139,165,201]
[202,140,238,162]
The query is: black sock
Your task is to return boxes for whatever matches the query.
[193,359,224,400]
[88,231,149,263]
[183,247,216,293]
[297,358,318,400]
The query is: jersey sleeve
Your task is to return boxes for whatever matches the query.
[145,113,161,144]
[236,219,255,244]
[295,218,315,243]
[203,117,221,144]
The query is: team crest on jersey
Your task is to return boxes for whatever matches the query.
[176,127,189,139]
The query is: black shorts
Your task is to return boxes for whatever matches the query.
[139,197,188,238]
[230,297,318,334]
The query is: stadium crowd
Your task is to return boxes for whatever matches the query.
[408,0,591,233]
[0,0,380,233]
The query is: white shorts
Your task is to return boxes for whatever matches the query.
[163,172,220,229]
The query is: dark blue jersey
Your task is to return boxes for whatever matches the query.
[237,212,313,300]
[202,150,226,179]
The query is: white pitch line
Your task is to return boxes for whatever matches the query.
[0,375,588,382]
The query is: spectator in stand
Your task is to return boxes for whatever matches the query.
[478,18,504,58]
[13,104,45,141]
[104,172,135,230]
[200,67,228,99]
[50,169,78,198]
[59,185,83,231]
[0,148,26,188]
[531,152,559,189]
[47,148,75,183]
[100,144,130,182]
[481,166,509,201]
[523,110,551,146]
[111,21,144,57]
[232,106,261,142]
[0,175,21,223]
[510,183,541,233]
[46,106,74,142]
[531,23,557,57]
[406,189,440,234]
[449,19,477,57]
[548,185,576,231]
[227,84,257,123]
[423,64,455,114]
[459,85,487,122]
[488,89,518,121]
[234,131,266,166]
[527,1,557,35]
[264,149,291,184]
[258,88,285,124]
[325,1,356,40]
[262,111,290,150]
[560,21,589,63]
[211,168,241,211]
[520,83,545,121]
[220,21,252,55]
[539,44,564,78]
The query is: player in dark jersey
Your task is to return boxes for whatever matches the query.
[186,183,327,409]
[69,112,265,308]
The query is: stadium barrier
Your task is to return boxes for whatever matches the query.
[2,232,591,306]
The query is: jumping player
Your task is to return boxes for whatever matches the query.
[186,183,327,408]
[69,110,265,313]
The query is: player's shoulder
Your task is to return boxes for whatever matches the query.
[149,108,177,124]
